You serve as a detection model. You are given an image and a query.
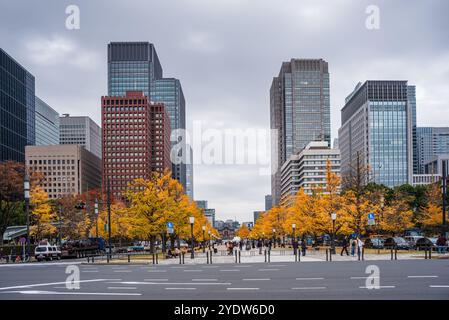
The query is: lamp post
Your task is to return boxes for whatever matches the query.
[189,216,195,259]
[292,223,297,255]
[94,199,99,238]
[208,230,211,250]
[273,228,276,248]
[107,178,111,263]
[24,174,30,262]
[331,212,337,254]
[202,226,206,253]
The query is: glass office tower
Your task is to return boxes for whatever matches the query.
[339,80,413,187]
[270,59,330,205]
[0,48,35,162]
[35,96,60,146]
[416,127,449,174]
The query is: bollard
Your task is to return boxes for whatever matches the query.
[152,253,155,265]
[238,250,241,264]
[268,250,271,263]
[298,249,301,262]
[357,248,361,261]
[325,249,329,261]
[362,248,365,261]
[206,251,209,264]
[295,251,298,262]
[128,254,130,263]
[428,247,432,259]
[329,249,332,261]
[182,252,185,264]
[264,250,267,263]
[210,250,213,264]
[235,250,238,263]
[424,248,428,259]
[156,253,159,264]
[87,256,90,263]
[390,248,393,260]
[394,247,397,260]
[92,256,94,263]
[179,252,182,264]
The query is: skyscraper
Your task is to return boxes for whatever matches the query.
[0,48,35,162]
[416,127,449,173]
[270,59,330,205]
[107,42,188,193]
[59,115,102,159]
[101,91,171,198]
[338,80,413,188]
[185,146,194,200]
[35,96,59,146]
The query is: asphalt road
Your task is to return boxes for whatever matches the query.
[0,259,448,300]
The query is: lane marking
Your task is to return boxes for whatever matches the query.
[350,276,379,279]
[165,288,196,290]
[268,264,286,267]
[220,269,239,272]
[233,265,251,268]
[292,287,326,290]
[202,266,218,268]
[147,270,166,273]
[0,290,141,296]
[227,288,259,291]
[144,279,168,281]
[107,287,137,290]
[429,285,449,288]
[183,270,203,272]
[192,279,218,282]
[113,270,132,273]
[171,266,187,269]
[296,278,325,280]
[82,270,99,273]
[242,279,270,281]
[107,281,231,286]
[0,279,113,291]
[359,286,396,289]
[407,275,438,278]
[258,269,279,271]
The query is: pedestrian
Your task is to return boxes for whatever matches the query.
[301,239,307,256]
[350,238,356,256]
[436,234,447,254]
[356,236,364,257]
[340,236,350,256]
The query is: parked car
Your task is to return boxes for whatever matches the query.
[127,245,145,252]
[35,245,61,261]
[404,236,423,249]
[415,237,438,251]
[364,237,385,249]
[384,237,411,250]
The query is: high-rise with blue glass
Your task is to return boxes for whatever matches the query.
[270,59,330,205]
[35,96,59,146]
[339,80,414,187]
[0,48,35,162]
[107,42,188,192]
[416,127,449,174]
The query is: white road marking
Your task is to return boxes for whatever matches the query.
[227,288,259,291]
[165,288,196,290]
[296,278,325,280]
[113,270,132,273]
[147,270,166,272]
[242,279,271,281]
[82,270,99,273]
[359,286,396,289]
[233,265,251,268]
[192,279,218,282]
[258,269,279,271]
[407,275,438,278]
[202,266,218,268]
[107,281,231,286]
[183,270,203,272]
[350,276,380,279]
[171,266,187,269]
[0,279,113,291]
[0,290,141,296]
[268,264,286,267]
[429,285,449,288]
[220,269,239,272]
[107,287,137,290]
[0,261,82,268]
[144,279,168,281]
[292,287,327,290]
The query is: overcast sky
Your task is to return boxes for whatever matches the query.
[1,0,448,222]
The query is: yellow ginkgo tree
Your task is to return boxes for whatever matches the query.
[30,186,56,241]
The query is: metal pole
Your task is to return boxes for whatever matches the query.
[24,174,30,262]
[332,219,335,255]
[202,230,205,253]
[58,204,62,246]
[95,198,99,238]
[293,227,296,256]
[190,223,194,259]
[443,160,447,229]
[107,178,111,263]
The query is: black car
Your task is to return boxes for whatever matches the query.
[364,237,385,249]
[384,237,411,250]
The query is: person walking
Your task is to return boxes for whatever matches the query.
[350,238,356,256]
[436,234,447,254]
[301,239,307,256]
[357,236,364,257]
[340,236,350,256]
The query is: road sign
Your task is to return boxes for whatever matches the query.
[368,219,376,226]
[368,212,375,220]
[167,222,174,229]
[167,227,174,234]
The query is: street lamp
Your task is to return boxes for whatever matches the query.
[24,174,30,262]
[292,223,297,255]
[331,212,337,254]
[202,226,206,253]
[273,228,276,248]
[208,230,211,251]
[189,216,195,259]
[94,199,99,238]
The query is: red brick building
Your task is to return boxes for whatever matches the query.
[101,91,171,198]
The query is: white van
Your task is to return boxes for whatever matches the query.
[35,245,61,261]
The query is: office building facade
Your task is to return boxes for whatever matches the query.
[0,48,35,162]
[338,81,413,188]
[101,91,171,198]
[265,195,273,211]
[253,211,264,224]
[35,96,59,146]
[270,59,330,205]
[25,145,101,199]
[280,141,340,201]
[186,146,194,200]
[416,127,449,174]
[107,42,188,192]
[60,115,102,159]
